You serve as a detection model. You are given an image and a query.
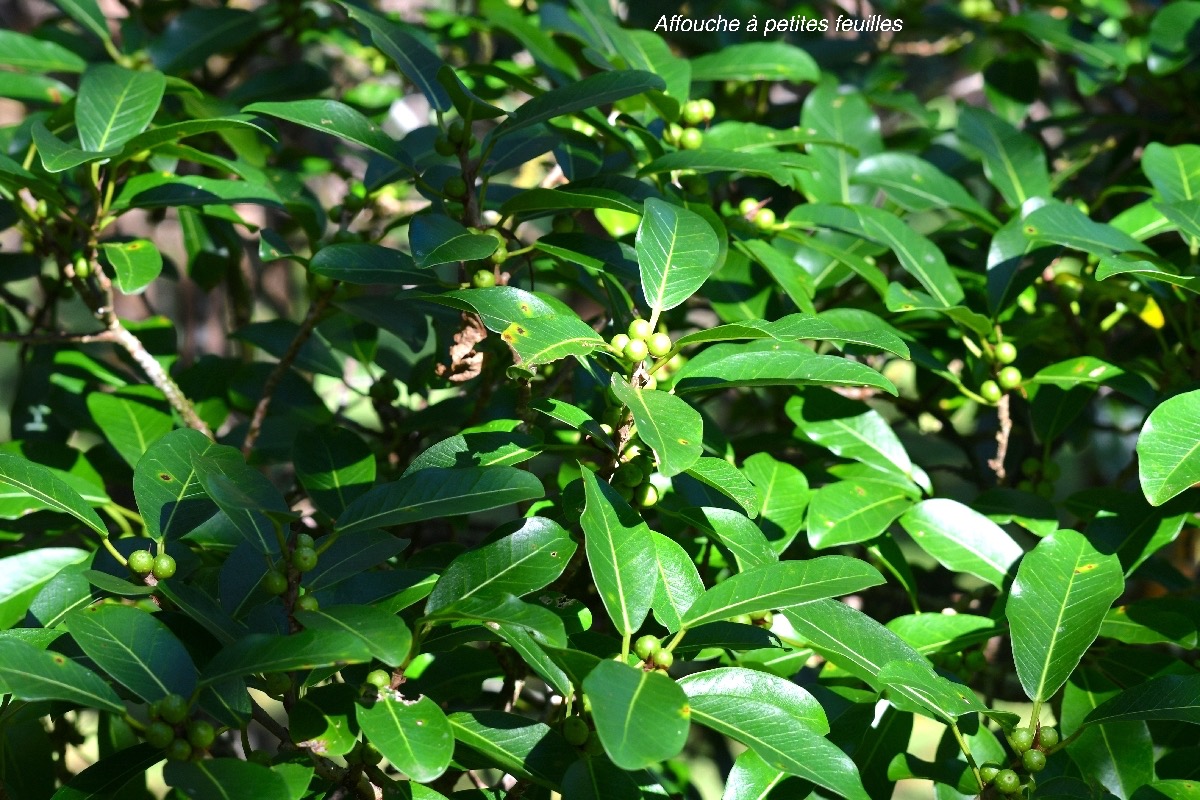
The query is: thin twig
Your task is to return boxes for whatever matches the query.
[0,330,115,345]
[987,393,1012,483]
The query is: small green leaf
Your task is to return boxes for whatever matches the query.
[200,630,372,685]
[497,70,665,137]
[50,743,162,800]
[957,106,1051,207]
[672,313,908,358]
[609,375,703,477]
[410,215,498,269]
[293,427,375,519]
[76,65,165,152]
[245,99,399,158]
[339,3,451,112]
[1137,390,1200,506]
[690,41,819,82]
[1084,674,1200,726]
[0,638,124,713]
[1097,252,1200,293]
[649,531,704,633]
[0,30,86,72]
[50,0,112,44]
[357,694,454,782]
[675,340,897,396]
[133,429,226,542]
[637,197,719,317]
[683,458,760,517]
[579,468,656,637]
[852,152,996,224]
[679,507,774,572]
[309,243,421,285]
[447,711,577,788]
[1142,142,1200,201]
[86,388,172,469]
[423,592,567,648]
[877,660,986,721]
[0,547,89,630]
[294,605,412,666]
[66,603,197,702]
[0,453,108,538]
[743,453,810,554]
[807,479,913,549]
[164,758,290,800]
[583,659,690,770]
[898,499,1023,588]
[101,239,163,295]
[500,314,605,366]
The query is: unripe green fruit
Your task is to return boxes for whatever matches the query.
[153,554,177,580]
[295,533,315,549]
[1021,457,1041,475]
[262,569,288,596]
[552,214,576,234]
[264,672,291,697]
[682,174,708,195]
[647,332,672,358]
[754,208,776,230]
[158,693,189,724]
[129,550,154,574]
[994,769,1021,794]
[624,338,649,362]
[628,318,653,341]
[472,269,497,288]
[74,256,91,279]
[146,721,176,748]
[751,610,774,626]
[370,380,400,404]
[292,546,318,573]
[360,742,383,765]
[731,614,753,625]
[979,763,1001,785]
[679,127,703,150]
[682,100,706,126]
[444,175,468,199]
[366,669,391,689]
[490,246,508,266]
[609,333,631,354]
[447,119,468,144]
[635,483,658,507]
[434,134,457,156]
[1043,462,1061,481]
[980,380,1002,403]
[1010,727,1035,753]
[997,366,1023,390]
[739,197,758,216]
[1037,727,1059,748]
[296,594,319,612]
[652,648,674,670]
[616,463,645,487]
[1022,748,1047,772]
[664,123,683,145]
[187,720,215,750]
[994,341,1018,364]
[635,634,662,661]
[699,99,715,121]
[615,484,635,502]
[562,715,590,746]
[166,738,193,761]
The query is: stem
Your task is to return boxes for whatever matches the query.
[620,631,631,661]
[950,720,983,792]
[100,536,128,567]
[664,627,688,653]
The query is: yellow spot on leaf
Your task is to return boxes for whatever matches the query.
[1074,563,1097,573]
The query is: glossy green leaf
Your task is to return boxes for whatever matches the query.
[31,121,119,172]
[76,65,165,152]
[722,748,811,800]
[683,458,760,517]
[101,239,163,295]
[876,660,986,721]
[798,81,880,204]
[649,531,704,633]
[410,215,498,269]
[294,604,412,666]
[447,711,577,788]
[675,340,897,397]
[192,456,290,554]
[852,153,994,223]
[339,3,451,112]
[681,557,884,629]
[1146,3,1200,74]
[290,683,360,756]
[680,506,775,572]
[609,375,703,477]
[86,388,172,469]
[244,99,399,158]
[115,116,271,162]
[1007,530,1124,703]
[1085,674,1200,726]
[293,427,375,519]
[336,467,544,535]
[807,479,913,548]
[784,599,925,691]
[500,184,650,216]
[680,667,868,800]
[885,613,1001,655]
[786,391,923,486]
[404,425,538,475]
[583,658,690,770]
[1062,669,1155,800]
[0,638,124,713]
[164,759,290,800]
[898,499,1023,588]
[743,453,810,553]
[436,285,561,330]
[309,243,421,285]
[358,694,454,782]
[957,106,1050,207]
[0,547,89,630]
[500,313,605,366]
[1137,390,1200,506]
[50,0,111,43]
[530,398,615,452]
[147,7,260,73]
[1097,252,1200,293]
[639,149,811,187]
[672,314,908,358]
[199,630,372,685]
[0,453,108,538]
[50,743,162,800]
[579,468,655,636]
[690,41,818,82]
[112,173,283,211]
[66,603,196,702]
[1024,201,1149,257]
[437,65,505,120]
[560,758,640,800]
[423,592,567,648]
[636,197,719,316]
[0,30,86,72]
[426,517,575,613]
[133,428,227,541]
[496,70,664,137]
[1143,142,1200,202]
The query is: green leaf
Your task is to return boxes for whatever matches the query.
[579,468,656,637]
[1097,253,1200,293]
[649,531,704,633]
[163,758,291,800]
[743,453,810,554]
[679,667,869,800]
[426,517,575,613]
[404,425,538,475]
[898,499,1023,589]
[31,121,120,173]
[336,467,544,535]
[639,149,811,187]
[1137,390,1200,506]
[76,65,166,152]
[133,428,227,541]
[786,390,925,488]
[784,599,925,692]
[410,215,498,269]
[681,557,883,629]
[500,314,606,367]
[1143,142,1200,202]
[560,757,640,800]
[609,376,703,478]
[447,711,577,789]
[0,547,89,630]
[583,659,690,770]
[66,603,197,702]
[530,398,615,452]
[1084,674,1200,726]
[1006,530,1124,703]
[294,605,412,666]
[1146,3,1200,74]
[423,592,567,648]
[101,239,163,295]
[0,30,87,72]
[885,613,1001,654]
[200,630,372,685]
[86,388,172,469]
[680,506,775,572]
[147,8,261,73]
[244,99,399,159]
[339,3,452,112]
[690,41,819,82]
[798,80,881,204]
[293,427,375,519]
[192,456,291,554]
[0,453,108,538]
[309,243,421,285]
[683,458,760,517]
[50,743,162,800]
[0,638,124,713]
[723,749,811,800]
[437,66,505,120]
[957,106,1051,207]
[358,694,454,783]
[50,0,111,43]
[807,479,913,549]
[636,197,719,317]
[1062,669,1155,800]
[786,203,963,307]
[496,70,665,137]
[674,340,897,396]
[1023,201,1149,257]
[672,313,908,358]
[116,116,272,162]
[876,661,986,721]
[852,153,995,223]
